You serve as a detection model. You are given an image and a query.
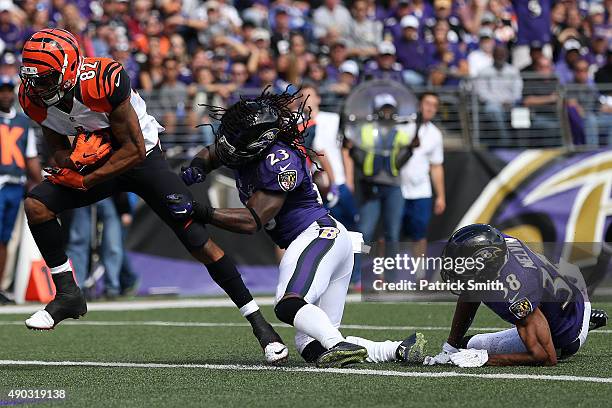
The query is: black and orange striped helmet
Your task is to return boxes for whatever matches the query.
[20,29,82,106]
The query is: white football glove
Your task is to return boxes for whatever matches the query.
[449,349,489,368]
[423,342,458,365]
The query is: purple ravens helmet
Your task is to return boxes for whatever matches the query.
[441,224,508,288]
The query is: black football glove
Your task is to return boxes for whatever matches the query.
[181,157,207,186]
[165,194,215,223]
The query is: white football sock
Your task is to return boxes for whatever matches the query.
[293,304,344,349]
[346,336,401,363]
[239,300,260,317]
[50,259,72,275]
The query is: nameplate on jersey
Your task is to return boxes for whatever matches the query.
[509,297,533,320]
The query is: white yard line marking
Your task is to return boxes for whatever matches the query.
[0,295,457,315]
[0,297,276,314]
[0,320,610,334]
[0,360,610,384]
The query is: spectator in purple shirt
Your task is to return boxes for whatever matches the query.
[511,0,553,70]
[325,40,349,83]
[411,0,435,27]
[555,39,584,84]
[111,41,141,90]
[324,59,360,109]
[367,0,393,22]
[425,0,465,42]
[429,20,468,86]
[566,58,600,145]
[394,15,430,86]
[363,42,404,83]
[53,0,92,21]
[0,3,22,53]
[383,0,413,42]
[269,4,307,33]
[587,3,608,38]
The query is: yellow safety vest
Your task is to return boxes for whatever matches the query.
[360,123,410,177]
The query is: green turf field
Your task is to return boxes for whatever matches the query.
[0,301,610,407]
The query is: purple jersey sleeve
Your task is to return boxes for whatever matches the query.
[255,146,306,193]
[486,236,586,347]
[486,277,541,325]
[485,238,543,325]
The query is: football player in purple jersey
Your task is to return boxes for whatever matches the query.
[167,88,428,368]
[426,224,607,367]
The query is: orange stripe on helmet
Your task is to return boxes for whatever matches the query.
[20,29,82,103]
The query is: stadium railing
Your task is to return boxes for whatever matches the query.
[26,78,612,161]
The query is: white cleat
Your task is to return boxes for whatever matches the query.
[25,310,56,331]
[264,342,289,365]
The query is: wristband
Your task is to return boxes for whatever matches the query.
[192,201,215,224]
[247,207,262,231]
[190,156,206,171]
[443,341,459,353]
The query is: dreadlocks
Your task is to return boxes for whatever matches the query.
[201,86,320,167]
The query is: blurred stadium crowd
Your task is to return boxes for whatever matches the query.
[0,0,611,146]
[0,0,611,302]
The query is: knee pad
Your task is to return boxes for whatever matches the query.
[181,222,210,252]
[274,296,307,325]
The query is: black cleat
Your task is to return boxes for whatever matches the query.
[25,272,87,330]
[395,332,427,364]
[315,342,368,368]
[589,309,608,332]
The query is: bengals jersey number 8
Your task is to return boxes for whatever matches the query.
[19,57,133,131]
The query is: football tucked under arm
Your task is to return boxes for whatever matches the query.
[82,99,146,188]
[69,131,113,173]
[41,126,77,170]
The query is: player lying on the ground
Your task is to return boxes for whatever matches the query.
[166,88,427,367]
[425,224,608,367]
[17,28,287,364]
